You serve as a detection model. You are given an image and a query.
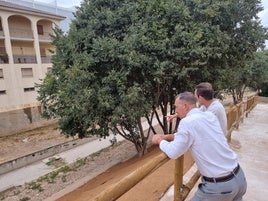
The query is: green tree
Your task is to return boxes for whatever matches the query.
[38,0,202,155]
[250,50,268,96]
[37,0,267,155]
[217,0,267,103]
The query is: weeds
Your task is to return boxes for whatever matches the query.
[45,158,66,168]
[27,182,43,192]
[61,175,67,183]
[20,197,30,201]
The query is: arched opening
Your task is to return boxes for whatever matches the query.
[0,17,8,63]
[37,19,56,63]
[8,15,36,63]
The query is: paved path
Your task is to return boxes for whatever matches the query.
[161,102,268,201]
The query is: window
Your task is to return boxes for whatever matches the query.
[21,68,33,77]
[37,25,44,35]
[0,19,2,31]
[0,90,6,95]
[40,48,46,56]
[0,47,6,54]
[24,87,35,92]
[0,69,3,78]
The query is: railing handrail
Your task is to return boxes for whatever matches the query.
[9,27,34,39]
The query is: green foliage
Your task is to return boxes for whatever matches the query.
[20,198,30,201]
[250,50,268,96]
[27,182,43,192]
[197,0,268,103]
[37,0,267,154]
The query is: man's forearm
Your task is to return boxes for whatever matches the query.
[152,134,174,145]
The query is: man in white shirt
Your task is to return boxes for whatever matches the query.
[167,82,227,136]
[194,82,227,136]
[152,92,247,201]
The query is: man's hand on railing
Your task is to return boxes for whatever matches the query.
[152,134,175,145]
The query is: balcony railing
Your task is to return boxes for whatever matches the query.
[41,56,52,63]
[9,28,34,39]
[0,31,4,38]
[13,55,36,63]
[3,28,53,41]
[38,32,53,41]
[0,54,8,63]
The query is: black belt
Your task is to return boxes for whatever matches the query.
[203,164,240,183]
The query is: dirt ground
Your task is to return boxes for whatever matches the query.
[0,124,74,163]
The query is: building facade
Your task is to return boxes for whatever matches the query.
[0,1,65,135]
[0,1,65,111]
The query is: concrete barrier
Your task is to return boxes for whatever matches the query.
[0,103,58,137]
[0,137,94,175]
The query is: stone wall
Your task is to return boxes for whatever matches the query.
[0,137,93,175]
[0,105,56,137]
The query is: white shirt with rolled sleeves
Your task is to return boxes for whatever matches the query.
[159,108,237,178]
[199,99,227,136]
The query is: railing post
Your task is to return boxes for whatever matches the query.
[174,155,184,201]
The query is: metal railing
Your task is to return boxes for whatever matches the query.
[0,55,53,64]
[0,54,8,63]
[41,56,52,63]
[38,32,53,41]
[8,28,52,41]
[13,55,37,63]
[0,31,4,38]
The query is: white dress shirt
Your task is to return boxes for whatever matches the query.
[160,108,237,177]
[199,99,227,136]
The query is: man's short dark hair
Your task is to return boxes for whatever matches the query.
[195,82,214,100]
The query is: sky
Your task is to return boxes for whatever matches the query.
[258,0,268,48]
[259,0,268,27]
[30,0,81,8]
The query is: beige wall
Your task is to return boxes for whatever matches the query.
[8,15,31,30]
[0,4,63,112]
[12,41,35,54]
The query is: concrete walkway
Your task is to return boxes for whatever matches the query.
[161,102,268,201]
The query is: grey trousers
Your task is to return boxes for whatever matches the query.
[191,166,247,201]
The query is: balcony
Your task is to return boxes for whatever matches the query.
[13,55,36,63]
[38,31,53,42]
[41,55,52,63]
[9,28,34,40]
[0,54,8,63]
[0,31,4,39]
